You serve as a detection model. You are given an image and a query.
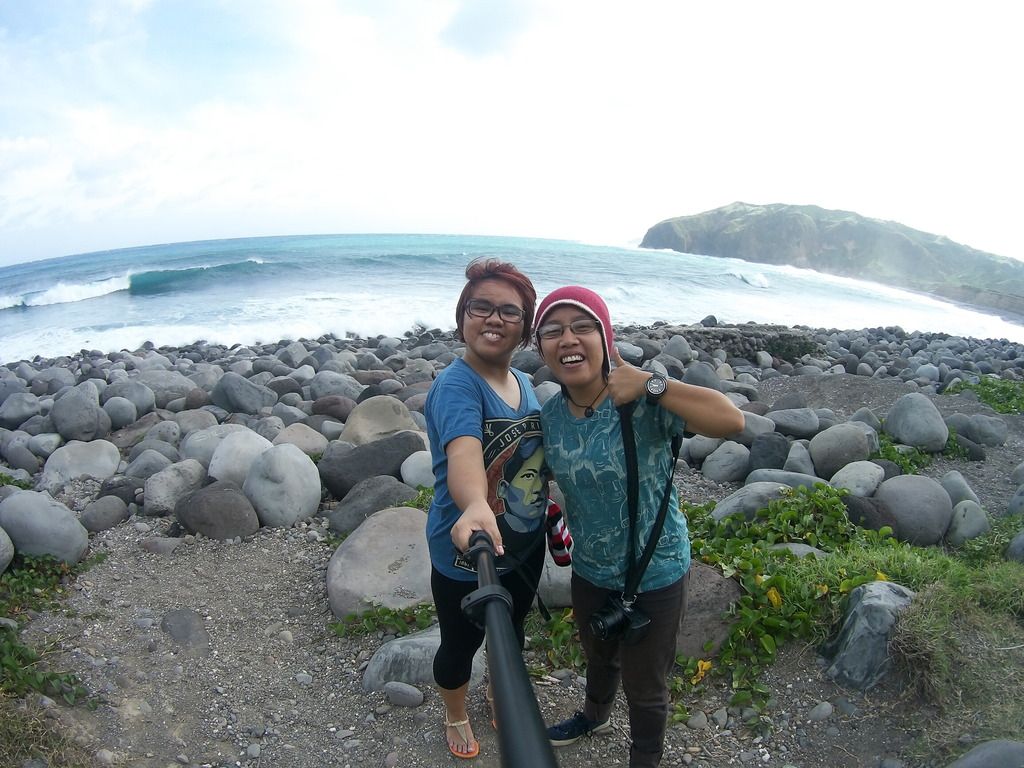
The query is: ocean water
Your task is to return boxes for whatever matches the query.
[2,233,1023,365]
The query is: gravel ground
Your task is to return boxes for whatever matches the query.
[16,373,1024,768]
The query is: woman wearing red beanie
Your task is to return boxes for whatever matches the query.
[534,286,744,768]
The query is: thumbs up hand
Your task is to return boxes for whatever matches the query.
[607,344,650,406]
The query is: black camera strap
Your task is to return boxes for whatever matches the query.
[618,400,682,605]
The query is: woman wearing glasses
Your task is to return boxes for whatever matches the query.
[533,286,743,768]
[426,258,555,759]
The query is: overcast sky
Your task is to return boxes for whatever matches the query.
[1,0,1020,268]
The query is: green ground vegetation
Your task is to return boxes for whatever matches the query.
[0,553,106,767]
[945,377,1024,414]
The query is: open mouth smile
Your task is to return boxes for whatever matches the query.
[560,353,584,365]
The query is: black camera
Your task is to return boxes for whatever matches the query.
[588,595,650,644]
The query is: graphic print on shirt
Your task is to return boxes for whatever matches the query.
[453,415,545,573]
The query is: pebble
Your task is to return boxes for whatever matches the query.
[807,701,833,721]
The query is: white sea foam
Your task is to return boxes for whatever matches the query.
[23,275,130,307]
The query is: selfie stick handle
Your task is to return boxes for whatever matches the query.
[461,530,559,768]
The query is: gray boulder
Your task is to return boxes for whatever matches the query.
[748,432,790,472]
[319,431,426,499]
[273,423,329,456]
[0,393,40,430]
[340,396,422,446]
[767,408,820,439]
[180,423,252,468]
[326,506,430,618]
[207,430,273,486]
[744,469,822,491]
[0,525,13,574]
[829,461,885,498]
[676,561,741,658]
[783,442,816,475]
[701,442,750,483]
[124,449,174,480]
[173,409,218,436]
[712,482,789,522]
[102,380,157,416]
[940,470,980,507]
[143,459,207,517]
[944,739,1024,768]
[945,500,990,546]
[883,392,949,452]
[160,608,211,656]
[874,475,954,546]
[211,371,278,415]
[80,495,130,533]
[808,422,872,480]
[51,386,110,441]
[327,476,418,535]
[0,490,89,564]
[309,370,364,401]
[400,451,434,490]
[175,480,260,540]
[362,624,485,692]
[821,580,915,690]
[728,411,775,447]
[946,412,1008,447]
[137,370,198,409]
[102,396,138,430]
[38,439,121,494]
[1006,530,1024,563]
[242,444,321,527]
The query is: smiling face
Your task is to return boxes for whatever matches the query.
[461,278,527,370]
[537,305,607,396]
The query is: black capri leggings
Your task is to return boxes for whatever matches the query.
[431,544,545,691]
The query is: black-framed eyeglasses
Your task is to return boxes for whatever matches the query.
[465,298,525,323]
[536,319,600,340]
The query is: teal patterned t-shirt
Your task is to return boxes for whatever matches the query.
[541,394,689,592]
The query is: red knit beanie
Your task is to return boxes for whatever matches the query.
[534,286,615,369]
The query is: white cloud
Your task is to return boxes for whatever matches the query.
[0,0,1021,265]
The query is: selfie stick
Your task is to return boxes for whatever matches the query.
[461,530,560,768]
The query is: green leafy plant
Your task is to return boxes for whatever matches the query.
[945,377,1024,414]
[524,608,585,673]
[0,555,92,704]
[328,603,436,638]
[0,472,32,490]
[872,431,933,474]
[686,484,896,707]
[409,486,434,511]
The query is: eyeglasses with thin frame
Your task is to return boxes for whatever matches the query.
[536,318,600,340]
[464,298,526,324]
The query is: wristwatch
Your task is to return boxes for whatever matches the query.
[645,372,668,405]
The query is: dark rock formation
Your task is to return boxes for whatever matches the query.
[641,202,1024,318]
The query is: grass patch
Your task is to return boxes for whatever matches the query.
[0,472,33,490]
[0,691,94,768]
[945,377,1024,414]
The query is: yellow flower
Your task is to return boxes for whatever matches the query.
[754,574,764,586]
[690,659,712,685]
[766,587,782,608]
[815,583,829,598]
[875,570,889,581]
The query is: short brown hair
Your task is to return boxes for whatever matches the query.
[455,258,536,349]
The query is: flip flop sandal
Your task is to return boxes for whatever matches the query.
[444,718,479,759]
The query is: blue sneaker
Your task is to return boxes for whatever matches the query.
[547,710,611,746]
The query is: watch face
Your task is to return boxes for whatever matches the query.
[646,374,667,396]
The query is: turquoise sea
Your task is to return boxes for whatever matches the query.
[2,233,1023,365]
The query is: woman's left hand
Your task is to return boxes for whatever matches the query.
[607,345,650,405]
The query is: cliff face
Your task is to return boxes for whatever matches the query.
[641,202,1024,318]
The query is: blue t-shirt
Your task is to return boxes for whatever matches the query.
[425,358,546,581]
[541,394,689,592]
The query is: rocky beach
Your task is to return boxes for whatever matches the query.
[2,319,1024,768]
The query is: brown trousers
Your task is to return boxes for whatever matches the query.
[572,571,689,768]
